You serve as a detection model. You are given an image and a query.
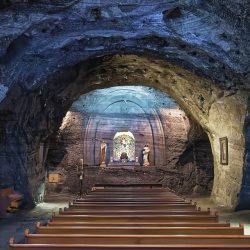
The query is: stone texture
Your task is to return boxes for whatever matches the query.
[0,0,249,209]
[236,99,250,210]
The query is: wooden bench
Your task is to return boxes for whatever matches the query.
[91,189,167,192]
[0,187,23,217]
[50,214,219,223]
[83,197,186,201]
[84,195,183,199]
[83,198,186,202]
[89,191,173,194]
[10,187,248,250]
[68,203,197,210]
[76,198,186,202]
[86,191,179,194]
[91,191,170,194]
[9,241,250,250]
[90,191,171,195]
[88,191,174,196]
[22,230,250,245]
[47,221,231,227]
[73,201,192,205]
[35,222,244,235]
[59,208,211,216]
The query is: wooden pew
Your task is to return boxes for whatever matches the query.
[91,189,166,192]
[88,191,174,195]
[88,189,174,192]
[84,195,184,200]
[89,191,169,195]
[59,208,211,216]
[47,221,231,227]
[0,187,23,217]
[82,198,187,202]
[10,186,248,250]
[35,222,244,235]
[77,191,184,200]
[9,240,250,250]
[50,214,219,223]
[68,203,197,210]
[75,198,186,202]
[23,230,250,245]
[75,192,188,198]
[73,201,192,205]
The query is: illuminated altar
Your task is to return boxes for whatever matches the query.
[113,131,135,162]
[108,131,140,167]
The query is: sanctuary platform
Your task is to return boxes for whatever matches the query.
[107,161,141,169]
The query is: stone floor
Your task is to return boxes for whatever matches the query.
[187,195,250,234]
[1,195,250,250]
[0,200,68,250]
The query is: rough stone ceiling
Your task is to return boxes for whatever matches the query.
[0,0,249,97]
[71,86,177,114]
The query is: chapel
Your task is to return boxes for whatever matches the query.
[0,0,250,249]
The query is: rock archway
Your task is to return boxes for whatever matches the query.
[0,53,248,209]
[0,1,249,209]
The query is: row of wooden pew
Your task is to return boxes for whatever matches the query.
[9,186,250,249]
[0,187,23,217]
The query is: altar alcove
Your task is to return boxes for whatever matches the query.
[81,87,165,167]
[45,86,214,198]
[113,131,135,162]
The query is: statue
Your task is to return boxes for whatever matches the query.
[120,152,128,162]
[121,137,127,152]
[100,142,107,167]
[143,144,150,166]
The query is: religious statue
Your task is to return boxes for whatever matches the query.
[100,142,107,167]
[121,137,127,152]
[143,144,150,166]
[120,152,128,162]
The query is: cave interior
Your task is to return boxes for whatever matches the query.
[0,0,249,213]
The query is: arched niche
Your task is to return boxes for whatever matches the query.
[84,97,158,167]
[113,131,135,162]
